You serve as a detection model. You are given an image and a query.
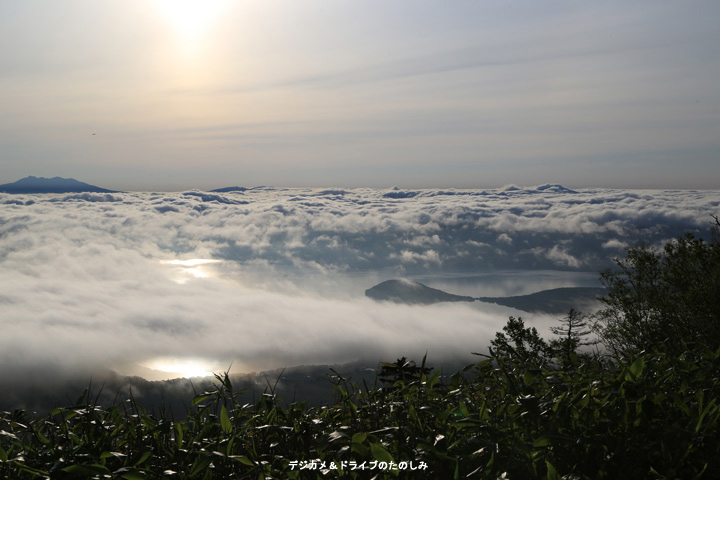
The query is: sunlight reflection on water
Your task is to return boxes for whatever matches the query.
[160,258,223,283]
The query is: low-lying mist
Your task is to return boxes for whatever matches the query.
[1,185,718,410]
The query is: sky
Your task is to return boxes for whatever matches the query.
[1,1,719,191]
[2,186,718,382]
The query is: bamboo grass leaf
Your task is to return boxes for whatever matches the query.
[220,405,232,435]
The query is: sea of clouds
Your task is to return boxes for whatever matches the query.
[1,184,718,381]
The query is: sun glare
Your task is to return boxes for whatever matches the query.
[153,0,230,42]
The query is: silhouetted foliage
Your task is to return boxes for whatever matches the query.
[489,316,553,369]
[378,356,432,386]
[550,309,594,367]
[595,222,720,358]
[2,341,719,479]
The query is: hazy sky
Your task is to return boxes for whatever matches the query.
[1,1,719,191]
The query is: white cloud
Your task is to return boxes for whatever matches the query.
[545,245,584,269]
[0,186,718,381]
[497,233,513,245]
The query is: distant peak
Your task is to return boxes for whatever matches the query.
[534,184,577,193]
[365,279,474,304]
[0,176,118,194]
[383,189,420,199]
[210,186,248,193]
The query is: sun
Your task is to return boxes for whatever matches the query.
[153,0,231,40]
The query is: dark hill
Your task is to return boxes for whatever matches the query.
[365,279,605,313]
[211,186,248,193]
[0,176,118,194]
[365,279,475,304]
[477,287,606,313]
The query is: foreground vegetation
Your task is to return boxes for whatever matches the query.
[1,343,719,479]
[1,221,719,479]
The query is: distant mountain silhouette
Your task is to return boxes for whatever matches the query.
[365,279,475,304]
[211,186,248,193]
[477,287,606,313]
[365,279,605,313]
[0,176,118,194]
[534,184,578,194]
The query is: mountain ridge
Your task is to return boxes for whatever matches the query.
[210,186,248,193]
[365,279,605,314]
[0,176,118,194]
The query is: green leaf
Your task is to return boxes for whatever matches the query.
[116,467,145,480]
[426,371,441,388]
[696,398,718,433]
[408,404,422,428]
[459,401,470,417]
[369,443,399,477]
[351,442,369,457]
[220,405,233,435]
[697,389,704,415]
[62,463,111,479]
[100,451,126,460]
[34,430,51,446]
[625,356,645,381]
[533,436,551,448]
[134,450,152,467]
[226,436,235,457]
[369,442,394,464]
[190,455,213,477]
[192,394,212,407]
[174,422,184,449]
[13,462,50,479]
[546,460,560,480]
[232,455,254,467]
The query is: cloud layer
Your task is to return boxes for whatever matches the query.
[1,186,718,379]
